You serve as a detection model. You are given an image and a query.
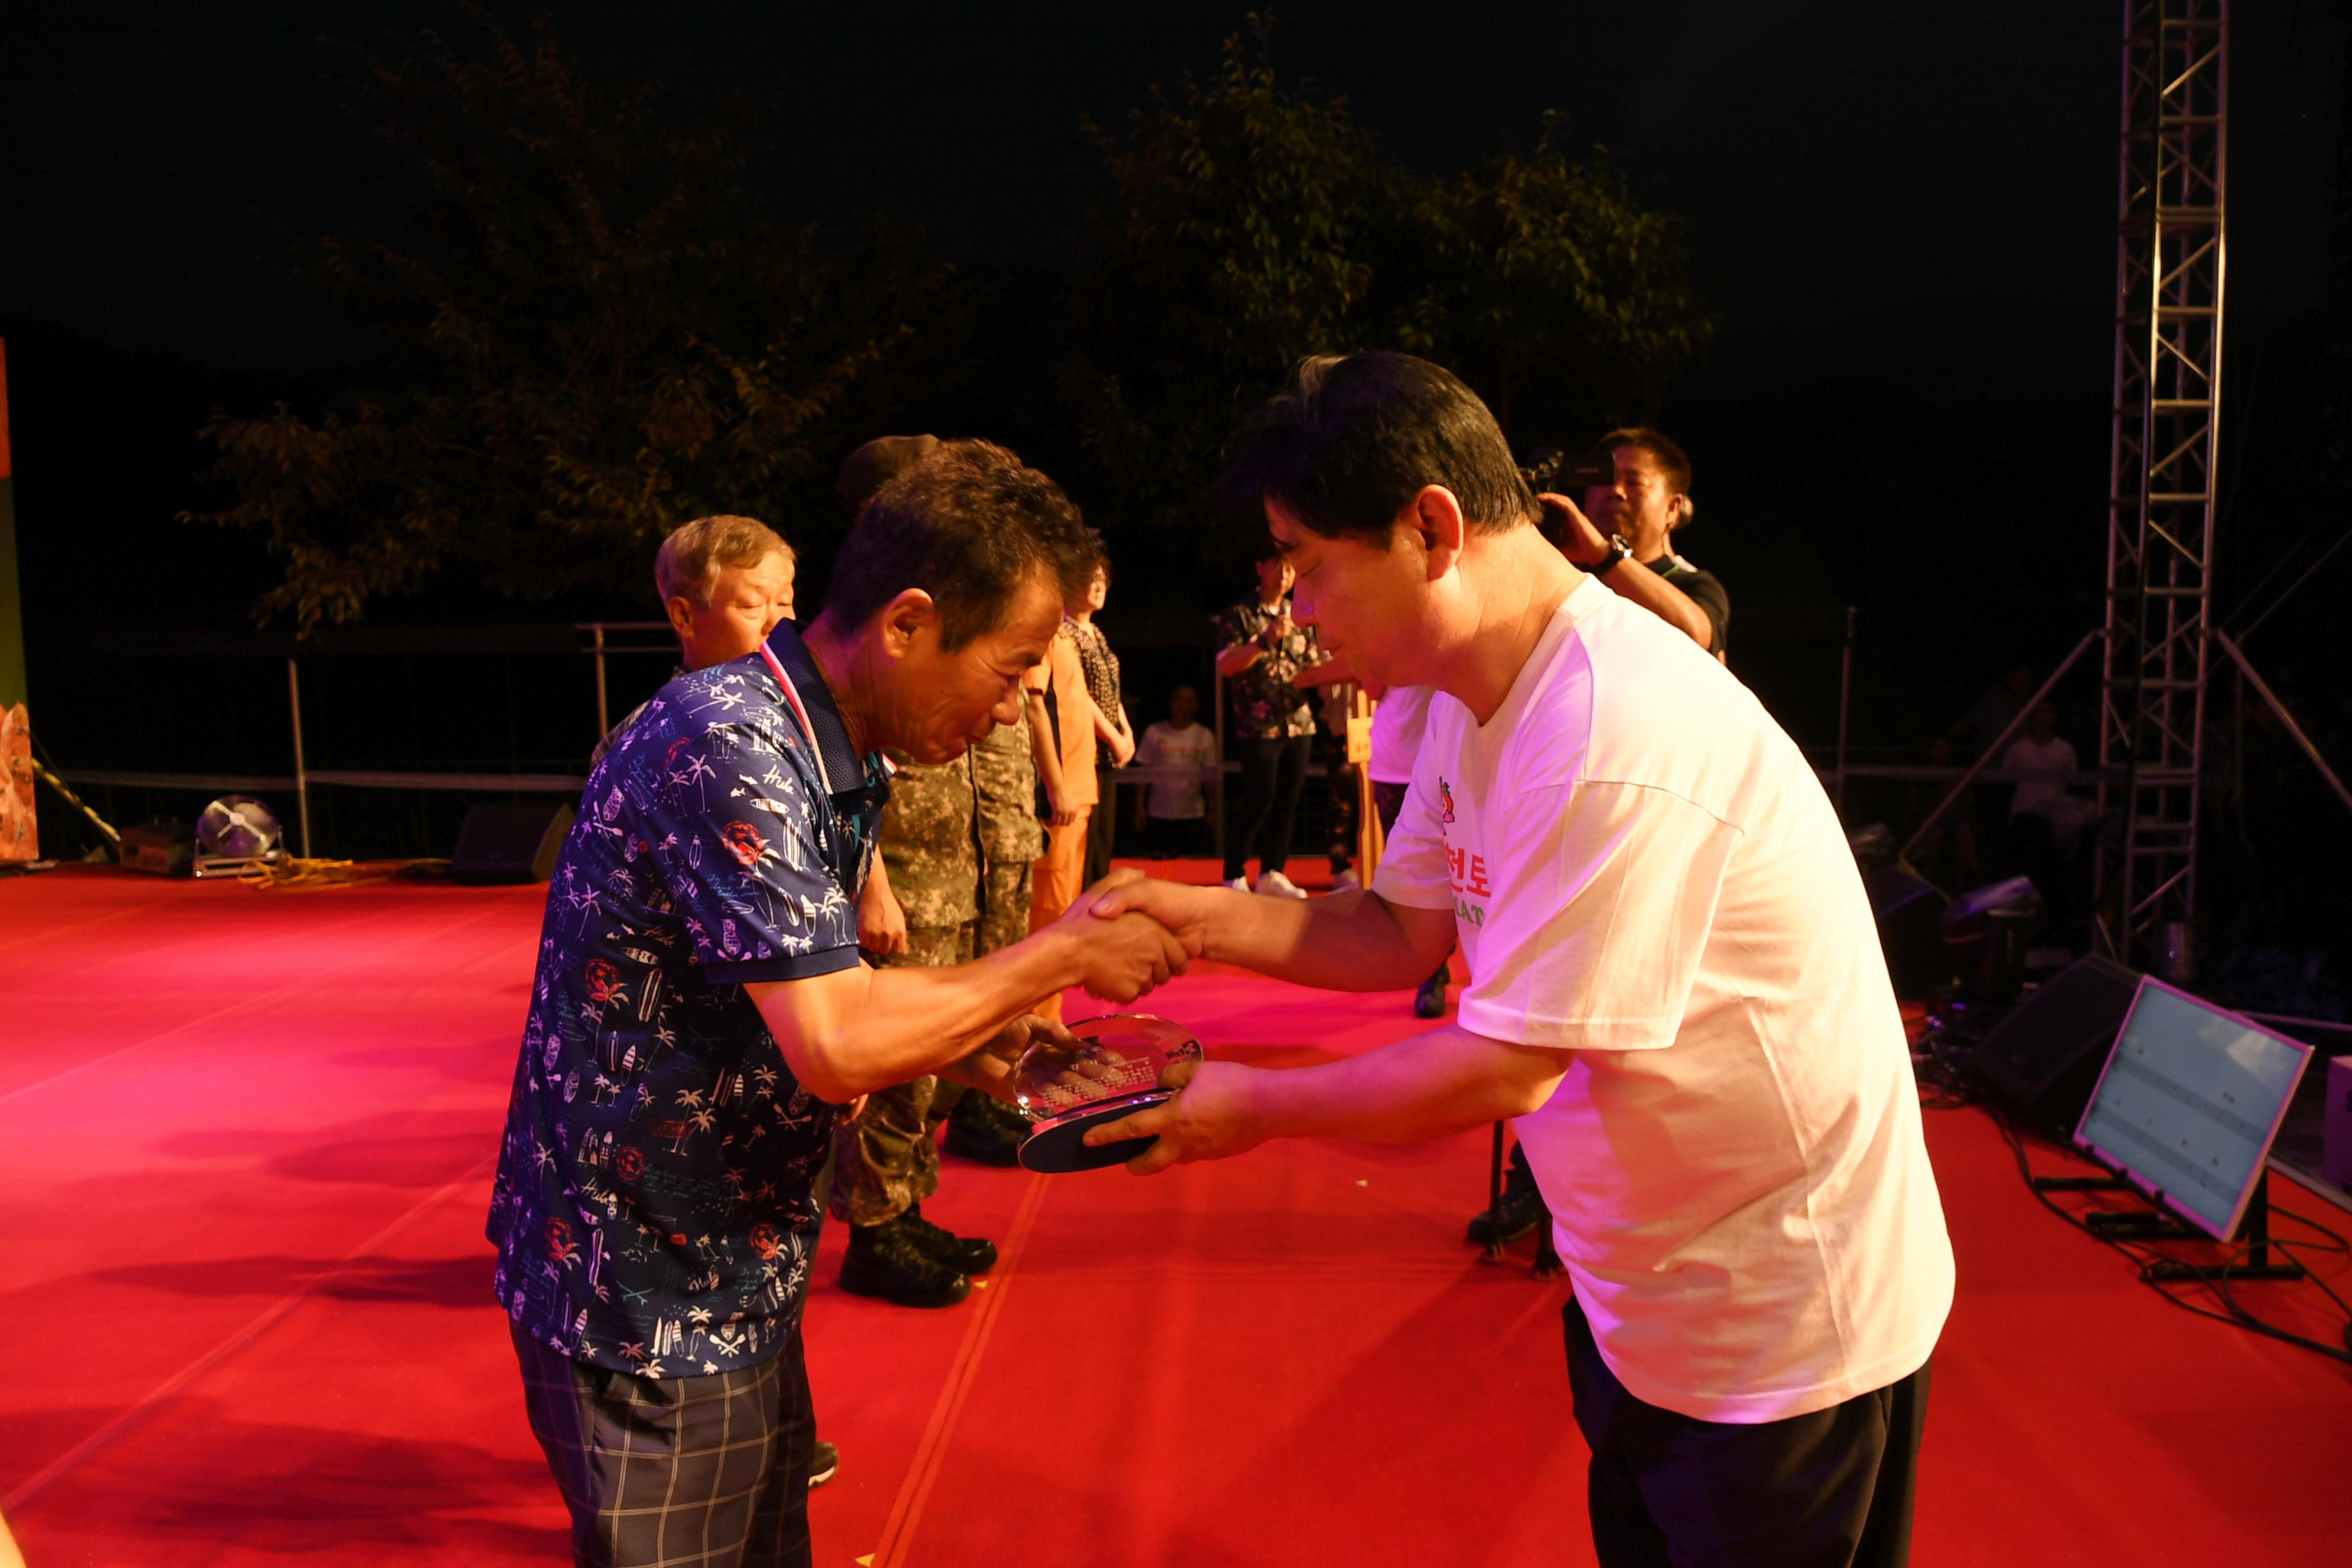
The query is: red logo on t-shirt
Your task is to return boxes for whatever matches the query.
[1437,778,1456,827]
[1447,847,1491,898]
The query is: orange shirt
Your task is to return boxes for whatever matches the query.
[1023,624,1098,808]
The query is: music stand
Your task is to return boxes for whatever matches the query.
[2064,976,2315,1280]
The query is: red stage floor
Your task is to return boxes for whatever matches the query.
[2,865,2348,1565]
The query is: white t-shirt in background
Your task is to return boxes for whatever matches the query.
[1367,685,1434,786]
[2002,735,2078,817]
[1372,576,1954,1424]
[1134,721,1219,819]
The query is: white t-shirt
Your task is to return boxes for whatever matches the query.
[1134,721,1219,819]
[1367,685,1434,785]
[2001,735,2077,818]
[1372,577,1954,1424]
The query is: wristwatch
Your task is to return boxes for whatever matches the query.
[1588,536,1632,578]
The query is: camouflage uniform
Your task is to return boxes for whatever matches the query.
[972,709,1044,959]
[829,752,981,1226]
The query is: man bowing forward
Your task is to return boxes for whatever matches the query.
[1092,354,1953,1568]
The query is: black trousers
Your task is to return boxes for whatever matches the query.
[1139,814,1216,858]
[513,1324,816,1568]
[1563,1298,1930,1568]
[1085,763,1119,884]
[1225,734,1311,880]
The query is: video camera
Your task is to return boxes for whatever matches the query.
[1518,447,1618,495]
[1520,448,1619,552]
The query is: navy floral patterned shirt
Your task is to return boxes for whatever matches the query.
[489,622,888,1378]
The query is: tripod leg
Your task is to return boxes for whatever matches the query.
[1533,1214,1563,1279]
[1482,1121,1506,1263]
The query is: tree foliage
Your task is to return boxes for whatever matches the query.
[1404,119,1713,438]
[1063,17,1712,582]
[1062,19,1385,532]
[189,17,962,631]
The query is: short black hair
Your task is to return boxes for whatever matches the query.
[1219,353,1539,544]
[1594,426,1692,498]
[824,439,1100,651]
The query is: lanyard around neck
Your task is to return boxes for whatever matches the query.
[758,642,837,799]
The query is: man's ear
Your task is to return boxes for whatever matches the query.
[664,595,698,643]
[877,587,939,659]
[1406,485,1470,583]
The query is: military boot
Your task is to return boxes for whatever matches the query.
[943,1092,1026,1167]
[839,1216,970,1308]
[900,1200,999,1275]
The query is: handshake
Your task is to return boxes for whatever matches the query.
[1045,867,1207,1004]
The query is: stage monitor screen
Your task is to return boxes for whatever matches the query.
[2073,977,2313,1241]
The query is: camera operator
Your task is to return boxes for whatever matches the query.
[1544,428,1727,660]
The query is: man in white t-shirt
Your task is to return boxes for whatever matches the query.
[1088,352,1953,1568]
[2001,700,2092,840]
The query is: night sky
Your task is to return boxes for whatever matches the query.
[1,2,2347,800]
[5,3,2341,373]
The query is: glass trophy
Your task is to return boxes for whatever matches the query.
[1012,1013,1202,1171]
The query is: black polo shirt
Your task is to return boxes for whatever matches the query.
[1642,551,1730,658]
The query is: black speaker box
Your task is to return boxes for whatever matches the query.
[1967,954,2142,1135]
[1863,865,1952,999]
[452,801,576,884]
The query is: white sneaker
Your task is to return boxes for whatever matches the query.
[1255,870,1309,899]
[1328,870,1360,894]
[1224,876,1252,893]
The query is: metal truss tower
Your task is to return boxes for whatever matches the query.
[2095,0,2229,972]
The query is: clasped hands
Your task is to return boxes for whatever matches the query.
[965,871,1261,1174]
[1050,867,1199,1003]
[1072,870,1264,1177]
[950,869,1192,1098]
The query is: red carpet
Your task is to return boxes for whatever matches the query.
[2,865,2347,1565]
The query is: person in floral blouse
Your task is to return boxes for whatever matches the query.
[1215,554,1328,896]
[1064,556,1134,883]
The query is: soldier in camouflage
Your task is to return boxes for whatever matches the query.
[825,429,1046,1309]
[972,707,1044,960]
[834,750,997,1308]
[945,706,1049,1162]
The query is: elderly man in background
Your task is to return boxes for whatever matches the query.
[592,515,798,764]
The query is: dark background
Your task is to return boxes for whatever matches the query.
[3,3,2347,972]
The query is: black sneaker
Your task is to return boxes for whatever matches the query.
[900,1200,998,1275]
[1464,1162,1547,1248]
[943,1093,1026,1167]
[1413,969,1450,1019]
[839,1217,971,1308]
[807,1439,839,1489]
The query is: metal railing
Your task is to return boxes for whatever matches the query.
[50,622,685,856]
[46,605,1895,861]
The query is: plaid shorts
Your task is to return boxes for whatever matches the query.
[512,1323,815,1568]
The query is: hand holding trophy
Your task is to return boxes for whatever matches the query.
[1010,1014,1203,1172]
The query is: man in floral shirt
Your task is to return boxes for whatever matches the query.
[490,441,1190,1567]
[1214,554,1329,897]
